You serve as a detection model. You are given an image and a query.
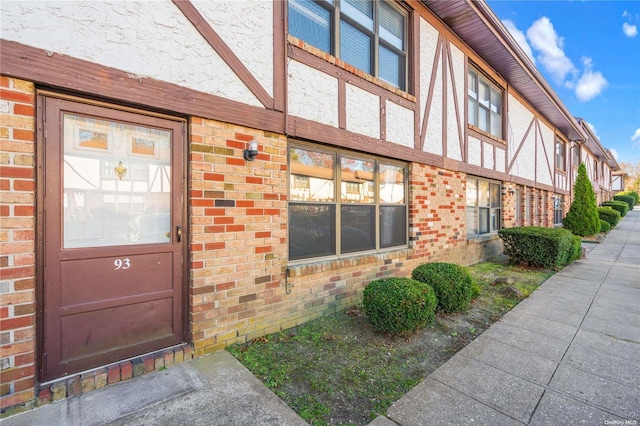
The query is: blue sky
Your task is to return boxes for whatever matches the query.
[487,0,640,165]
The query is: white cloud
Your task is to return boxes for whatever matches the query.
[632,128,640,144]
[609,148,619,160]
[575,57,608,101]
[502,19,536,64]
[623,22,638,37]
[623,10,630,18]
[526,17,576,84]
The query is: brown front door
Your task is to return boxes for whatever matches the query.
[41,96,185,381]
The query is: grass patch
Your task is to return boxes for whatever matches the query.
[228,257,553,425]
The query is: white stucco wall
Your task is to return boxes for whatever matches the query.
[468,137,482,167]
[536,124,554,186]
[385,101,414,148]
[483,144,494,170]
[345,84,380,139]
[0,1,264,107]
[423,57,443,156]
[507,94,535,180]
[446,43,464,161]
[419,18,439,139]
[288,60,339,127]
[196,1,273,97]
[496,147,506,173]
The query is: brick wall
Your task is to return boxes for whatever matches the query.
[188,118,289,356]
[0,77,37,410]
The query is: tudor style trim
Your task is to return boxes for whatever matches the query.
[172,0,274,110]
[0,40,284,134]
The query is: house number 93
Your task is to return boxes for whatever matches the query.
[114,258,131,270]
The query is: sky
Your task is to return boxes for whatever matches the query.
[487,0,640,166]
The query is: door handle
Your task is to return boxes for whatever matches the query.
[176,225,182,242]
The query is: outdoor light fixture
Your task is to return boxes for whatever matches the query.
[243,139,259,161]
[508,188,516,195]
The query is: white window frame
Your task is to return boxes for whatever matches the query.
[468,67,503,139]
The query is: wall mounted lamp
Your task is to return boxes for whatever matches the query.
[508,188,516,195]
[243,139,259,161]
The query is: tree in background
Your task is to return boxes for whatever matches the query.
[620,161,640,194]
[564,162,601,236]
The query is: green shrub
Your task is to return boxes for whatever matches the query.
[598,206,621,228]
[599,220,611,233]
[570,235,582,262]
[601,200,629,217]
[411,263,473,313]
[498,226,579,269]
[563,163,600,236]
[616,190,639,206]
[470,283,481,300]
[363,277,437,335]
[613,194,635,211]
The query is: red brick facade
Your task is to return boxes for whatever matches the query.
[0,77,37,411]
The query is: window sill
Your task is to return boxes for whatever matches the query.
[467,233,500,244]
[287,247,412,278]
[467,125,505,145]
[287,35,415,103]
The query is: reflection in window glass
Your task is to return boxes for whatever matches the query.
[379,164,405,204]
[341,157,374,203]
[288,143,407,261]
[289,147,335,202]
[63,114,171,248]
[466,177,501,237]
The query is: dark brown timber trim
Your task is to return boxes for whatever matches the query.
[273,0,286,112]
[172,0,274,109]
[1,40,284,133]
[338,79,346,130]
[507,116,535,173]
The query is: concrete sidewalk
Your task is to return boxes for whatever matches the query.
[4,208,639,426]
[382,206,640,425]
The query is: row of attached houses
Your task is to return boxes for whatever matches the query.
[0,0,623,411]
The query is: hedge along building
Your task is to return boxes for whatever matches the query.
[0,0,621,411]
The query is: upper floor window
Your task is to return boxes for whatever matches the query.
[468,68,503,139]
[288,142,408,262]
[556,139,566,172]
[288,0,408,90]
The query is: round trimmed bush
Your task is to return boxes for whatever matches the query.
[598,206,620,228]
[599,219,611,233]
[601,200,629,217]
[411,263,473,313]
[613,194,635,211]
[363,277,437,335]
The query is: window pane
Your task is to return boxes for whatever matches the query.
[380,205,406,248]
[468,97,478,126]
[468,70,477,98]
[466,206,478,236]
[490,88,501,113]
[379,45,402,88]
[290,147,335,202]
[479,106,489,132]
[491,209,500,231]
[491,111,501,138]
[289,203,335,260]
[515,189,521,222]
[341,205,375,253]
[479,81,490,106]
[63,114,171,248]
[379,164,405,204]
[288,0,331,52]
[340,19,372,74]
[379,1,404,50]
[341,0,373,30]
[490,183,501,208]
[466,178,477,206]
[341,157,374,203]
[478,180,490,207]
[479,207,490,234]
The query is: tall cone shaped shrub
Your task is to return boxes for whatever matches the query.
[563,162,601,236]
